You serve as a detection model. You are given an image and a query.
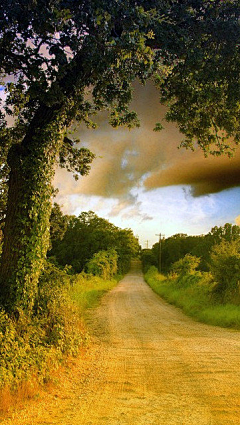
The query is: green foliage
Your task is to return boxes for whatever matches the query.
[171,254,201,276]
[0,260,118,391]
[143,223,240,273]
[145,267,240,329]
[210,239,240,303]
[59,137,95,180]
[141,249,158,273]
[114,228,140,274]
[144,224,240,319]
[49,211,139,274]
[148,233,205,273]
[209,223,240,243]
[144,266,166,289]
[1,0,239,150]
[34,262,84,355]
[0,261,87,389]
[87,249,118,280]
[49,203,69,245]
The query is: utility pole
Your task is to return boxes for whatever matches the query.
[155,233,164,273]
[145,240,149,249]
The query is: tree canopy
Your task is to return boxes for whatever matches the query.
[1,1,239,151]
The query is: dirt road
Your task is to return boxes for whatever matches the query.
[2,261,240,424]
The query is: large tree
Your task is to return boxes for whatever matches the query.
[0,0,240,313]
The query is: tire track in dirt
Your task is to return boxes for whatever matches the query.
[2,261,240,424]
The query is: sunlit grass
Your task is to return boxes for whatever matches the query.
[145,266,240,329]
[199,305,240,328]
[69,273,120,314]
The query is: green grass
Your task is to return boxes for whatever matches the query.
[198,304,240,328]
[69,273,120,315]
[145,266,240,329]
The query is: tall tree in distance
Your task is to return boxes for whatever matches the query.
[0,0,240,313]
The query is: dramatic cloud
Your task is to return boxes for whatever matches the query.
[54,82,181,212]
[54,81,240,221]
[144,151,240,197]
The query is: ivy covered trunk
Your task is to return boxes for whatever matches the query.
[0,107,65,313]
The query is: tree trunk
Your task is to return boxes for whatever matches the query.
[0,106,65,314]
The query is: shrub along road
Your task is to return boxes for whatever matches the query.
[2,261,240,424]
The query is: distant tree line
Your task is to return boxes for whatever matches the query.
[48,205,140,275]
[142,223,240,273]
[144,222,240,306]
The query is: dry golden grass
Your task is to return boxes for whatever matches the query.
[0,378,40,415]
[0,345,97,424]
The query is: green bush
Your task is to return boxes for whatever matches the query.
[210,240,240,303]
[0,260,119,392]
[35,261,85,355]
[141,250,158,273]
[171,254,201,276]
[87,249,118,280]
[0,308,61,389]
[0,262,83,390]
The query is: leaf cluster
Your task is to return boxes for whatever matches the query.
[0,1,239,226]
[1,0,239,154]
[59,137,95,180]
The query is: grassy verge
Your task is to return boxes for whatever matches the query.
[0,262,119,414]
[145,266,240,329]
[70,272,120,315]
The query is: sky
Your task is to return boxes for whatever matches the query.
[54,82,240,248]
